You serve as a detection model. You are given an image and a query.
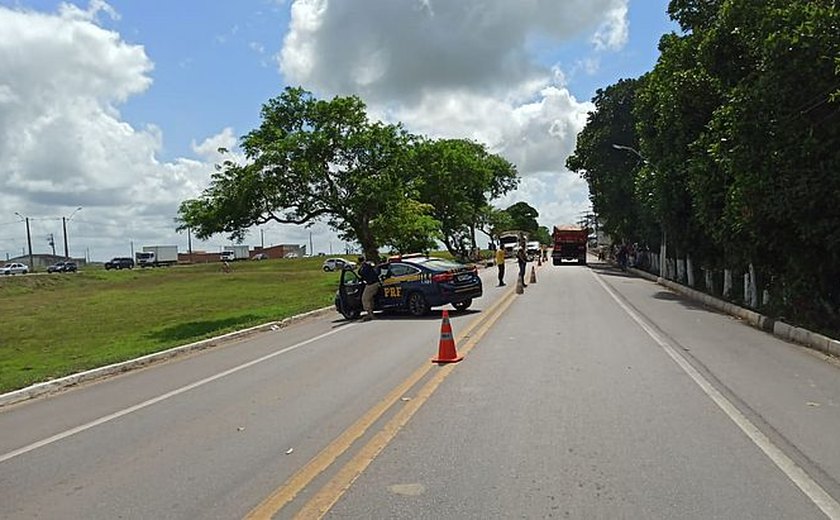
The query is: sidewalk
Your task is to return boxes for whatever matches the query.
[627,265,840,360]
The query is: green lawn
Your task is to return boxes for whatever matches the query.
[0,257,349,393]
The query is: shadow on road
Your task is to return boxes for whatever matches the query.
[331,308,481,325]
[587,261,637,279]
[652,290,712,312]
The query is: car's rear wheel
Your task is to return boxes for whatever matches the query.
[407,292,429,317]
[452,299,472,311]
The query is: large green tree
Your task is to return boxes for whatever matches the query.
[504,202,539,234]
[177,87,430,261]
[692,0,840,322]
[566,78,657,245]
[411,138,519,260]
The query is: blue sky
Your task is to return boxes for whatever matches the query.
[0,0,678,261]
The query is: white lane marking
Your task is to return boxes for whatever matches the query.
[0,325,350,464]
[592,272,840,519]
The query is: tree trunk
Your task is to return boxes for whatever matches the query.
[723,269,732,297]
[355,220,380,263]
[749,263,759,308]
[686,255,695,287]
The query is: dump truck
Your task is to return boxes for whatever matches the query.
[552,225,588,265]
[136,245,178,267]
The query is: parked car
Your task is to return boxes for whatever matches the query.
[251,253,269,261]
[47,261,78,273]
[334,254,483,319]
[104,257,134,270]
[1,262,29,275]
[322,257,356,272]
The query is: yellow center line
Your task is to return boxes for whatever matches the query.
[292,290,518,520]
[244,288,516,520]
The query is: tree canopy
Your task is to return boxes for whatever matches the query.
[567,0,840,332]
[178,87,519,262]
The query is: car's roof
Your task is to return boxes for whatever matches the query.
[394,256,467,272]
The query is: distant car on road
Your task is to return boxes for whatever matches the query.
[47,261,78,273]
[104,257,134,270]
[322,258,356,272]
[1,262,29,275]
[251,253,269,261]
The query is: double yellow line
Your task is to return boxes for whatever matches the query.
[244,287,518,520]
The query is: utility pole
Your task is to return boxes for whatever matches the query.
[260,228,265,249]
[309,231,313,257]
[62,218,69,258]
[62,207,82,259]
[14,213,33,271]
[187,227,193,263]
[47,233,56,256]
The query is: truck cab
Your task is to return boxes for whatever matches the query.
[135,251,156,267]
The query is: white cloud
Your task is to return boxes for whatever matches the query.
[0,0,630,261]
[0,3,223,261]
[592,4,629,51]
[279,0,620,228]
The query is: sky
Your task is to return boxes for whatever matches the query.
[0,0,677,262]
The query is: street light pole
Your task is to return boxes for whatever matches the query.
[611,143,667,278]
[62,206,82,259]
[14,212,34,271]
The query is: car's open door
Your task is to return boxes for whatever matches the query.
[338,267,363,320]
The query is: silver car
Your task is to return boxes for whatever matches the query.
[322,258,356,272]
[1,262,29,275]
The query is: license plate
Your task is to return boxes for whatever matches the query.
[457,273,473,282]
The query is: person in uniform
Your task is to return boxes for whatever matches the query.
[516,245,528,288]
[358,256,381,321]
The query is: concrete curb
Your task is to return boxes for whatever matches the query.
[0,306,335,408]
[627,267,839,359]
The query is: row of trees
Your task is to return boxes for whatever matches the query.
[567,0,840,333]
[178,87,531,262]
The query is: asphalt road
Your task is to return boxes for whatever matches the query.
[2,257,840,519]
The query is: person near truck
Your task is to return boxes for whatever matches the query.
[495,246,506,286]
[516,245,528,288]
[358,256,381,321]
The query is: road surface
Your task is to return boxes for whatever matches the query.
[2,257,840,519]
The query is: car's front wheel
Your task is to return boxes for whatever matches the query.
[407,292,429,317]
[452,299,472,311]
[340,307,361,320]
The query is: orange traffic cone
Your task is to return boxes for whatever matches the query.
[432,309,463,363]
[529,265,537,284]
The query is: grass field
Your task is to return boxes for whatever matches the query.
[0,257,348,393]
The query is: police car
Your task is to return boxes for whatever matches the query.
[335,254,483,319]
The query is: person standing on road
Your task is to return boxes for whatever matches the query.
[516,246,528,288]
[358,256,381,321]
[495,246,506,287]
